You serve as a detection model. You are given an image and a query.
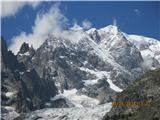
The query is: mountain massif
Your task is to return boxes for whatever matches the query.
[1,25,160,120]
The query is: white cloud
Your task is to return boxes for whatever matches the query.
[1,1,41,18]
[134,9,141,15]
[8,3,93,54]
[62,30,86,44]
[70,21,83,31]
[113,18,117,26]
[141,57,153,70]
[82,19,92,30]
[9,3,68,54]
[62,20,86,43]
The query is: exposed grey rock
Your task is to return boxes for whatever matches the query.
[1,38,57,116]
[19,42,30,54]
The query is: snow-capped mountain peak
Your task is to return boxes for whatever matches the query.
[86,28,97,34]
[126,35,160,69]
[99,25,119,35]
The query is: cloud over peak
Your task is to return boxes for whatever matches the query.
[82,19,92,30]
[8,2,93,54]
[9,3,68,54]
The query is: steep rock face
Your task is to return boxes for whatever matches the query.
[15,69,57,113]
[103,68,160,120]
[19,42,30,54]
[1,38,57,119]
[17,42,35,68]
[1,37,24,71]
[87,28,101,43]
[87,26,143,71]
[32,42,85,90]
[1,36,9,69]
[1,38,26,108]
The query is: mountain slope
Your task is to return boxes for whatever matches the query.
[103,68,160,120]
[87,25,143,71]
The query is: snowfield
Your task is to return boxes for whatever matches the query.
[42,85,112,120]
[51,88,100,107]
[20,103,112,120]
[1,106,19,120]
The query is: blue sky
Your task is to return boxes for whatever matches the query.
[1,1,160,46]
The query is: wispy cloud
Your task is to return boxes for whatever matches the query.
[113,18,117,26]
[9,3,68,54]
[9,3,93,54]
[134,9,141,16]
[1,1,41,18]
[82,19,92,30]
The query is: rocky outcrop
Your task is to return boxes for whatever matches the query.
[17,42,35,67]
[15,69,57,113]
[1,38,57,119]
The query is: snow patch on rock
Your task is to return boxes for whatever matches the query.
[79,67,123,92]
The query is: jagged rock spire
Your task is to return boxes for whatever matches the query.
[19,42,30,54]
